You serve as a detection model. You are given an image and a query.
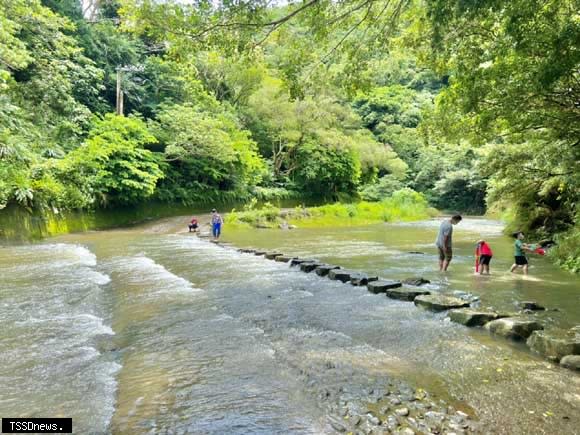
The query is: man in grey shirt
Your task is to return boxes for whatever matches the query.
[435,215,462,271]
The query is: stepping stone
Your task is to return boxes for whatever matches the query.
[402,277,430,286]
[315,265,340,276]
[238,248,256,254]
[275,255,294,262]
[519,301,546,311]
[254,251,267,256]
[386,287,431,301]
[367,280,402,294]
[560,355,580,371]
[527,329,580,361]
[408,251,425,255]
[300,262,323,272]
[290,258,315,267]
[328,269,355,283]
[484,317,543,341]
[265,252,283,260]
[350,273,379,286]
[414,294,470,311]
[449,308,502,327]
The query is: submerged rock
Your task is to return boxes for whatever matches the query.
[414,295,470,312]
[527,329,580,361]
[300,262,323,273]
[350,273,379,286]
[367,280,402,294]
[484,317,543,340]
[328,269,355,283]
[560,355,580,371]
[402,277,430,286]
[265,252,283,260]
[519,301,546,311]
[449,309,502,327]
[315,265,341,276]
[386,287,430,301]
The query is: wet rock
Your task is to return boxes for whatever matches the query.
[396,407,409,416]
[239,248,256,253]
[328,416,348,432]
[265,252,283,260]
[315,265,341,276]
[290,258,315,267]
[414,295,470,312]
[300,262,323,272]
[484,317,543,340]
[402,277,430,286]
[390,397,402,406]
[424,410,446,425]
[386,287,431,301]
[408,251,425,255]
[527,329,580,361]
[560,355,580,371]
[519,301,546,311]
[367,280,403,294]
[395,429,415,435]
[368,414,381,425]
[274,255,294,262]
[329,269,355,283]
[449,308,502,327]
[350,273,379,286]
[254,250,267,256]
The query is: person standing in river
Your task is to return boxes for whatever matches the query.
[510,231,533,275]
[435,215,462,272]
[211,209,223,240]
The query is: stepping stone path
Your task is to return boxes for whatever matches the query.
[226,243,579,372]
[315,265,340,276]
[527,329,580,361]
[484,317,543,341]
[386,287,431,301]
[367,280,402,294]
[328,269,355,283]
[350,273,379,286]
[414,294,470,312]
[449,309,502,327]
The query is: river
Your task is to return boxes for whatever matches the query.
[0,215,578,434]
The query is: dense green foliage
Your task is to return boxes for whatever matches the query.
[0,0,577,270]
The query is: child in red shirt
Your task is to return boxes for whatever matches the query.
[475,240,493,275]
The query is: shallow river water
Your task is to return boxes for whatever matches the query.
[0,216,578,434]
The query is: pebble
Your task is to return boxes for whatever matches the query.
[390,397,402,405]
[396,407,410,416]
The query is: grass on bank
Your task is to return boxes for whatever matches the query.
[225,188,438,229]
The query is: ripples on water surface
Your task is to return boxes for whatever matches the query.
[0,217,578,434]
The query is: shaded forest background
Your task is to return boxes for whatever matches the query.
[0,0,578,271]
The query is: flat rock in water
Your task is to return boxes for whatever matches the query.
[408,251,425,255]
[315,265,340,276]
[414,294,470,311]
[519,301,546,311]
[265,252,283,260]
[328,269,354,283]
[560,355,580,371]
[290,258,315,267]
[449,309,502,327]
[386,287,431,301]
[367,280,402,294]
[350,273,379,286]
[300,262,323,272]
[484,317,543,341]
[274,255,294,262]
[238,248,256,253]
[527,329,580,361]
[402,277,431,286]
[254,250,267,256]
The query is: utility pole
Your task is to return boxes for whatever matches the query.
[116,68,124,116]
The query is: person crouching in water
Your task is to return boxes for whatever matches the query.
[435,214,462,272]
[475,240,493,275]
[188,216,199,233]
[510,231,533,274]
[211,209,223,240]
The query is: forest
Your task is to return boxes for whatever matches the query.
[0,0,578,271]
